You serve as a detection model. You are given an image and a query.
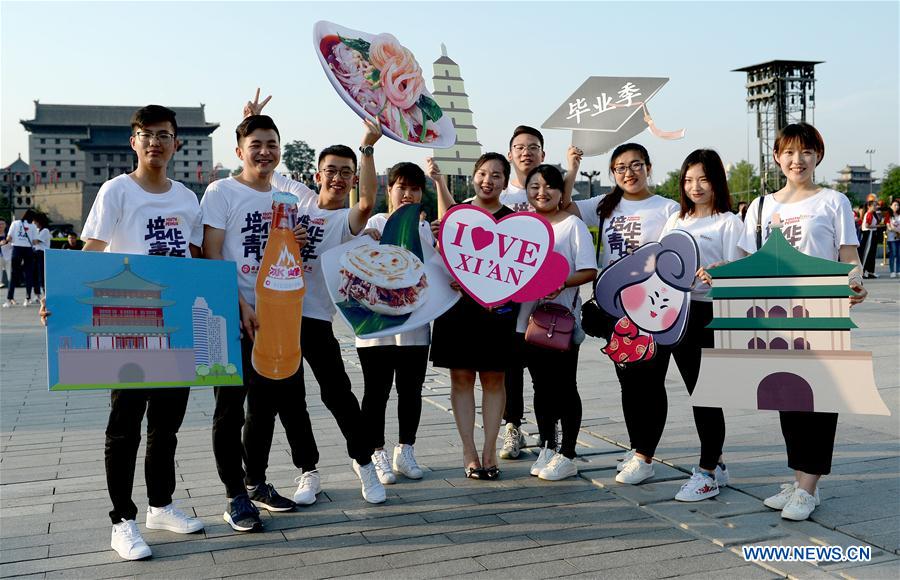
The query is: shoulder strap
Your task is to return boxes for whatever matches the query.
[591,215,604,299]
[755,194,765,250]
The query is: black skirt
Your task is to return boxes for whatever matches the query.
[429,294,518,371]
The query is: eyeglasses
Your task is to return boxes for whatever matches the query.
[321,168,355,180]
[613,161,646,174]
[512,144,542,154]
[135,131,175,144]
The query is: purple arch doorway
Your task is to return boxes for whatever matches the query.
[757,372,814,412]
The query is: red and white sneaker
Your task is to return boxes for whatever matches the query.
[675,468,719,502]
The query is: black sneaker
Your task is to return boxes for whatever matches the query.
[248,483,295,512]
[223,493,263,532]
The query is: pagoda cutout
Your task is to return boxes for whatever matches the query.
[691,226,889,415]
[431,44,482,176]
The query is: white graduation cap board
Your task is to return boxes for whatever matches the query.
[542,76,684,156]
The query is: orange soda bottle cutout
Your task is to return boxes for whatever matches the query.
[251,191,305,379]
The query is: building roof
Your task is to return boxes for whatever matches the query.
[708,284,854,300]
[708,226,851,279]
[3,155,31,173]
[707,317,856,330]
[733,60,824,72]
[75,127,134,150]
[78,296,174,307]
[22,102,218,130]
[84,259,168,292]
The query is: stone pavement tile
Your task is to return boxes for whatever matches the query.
[421,488,611,524]
[0,520,48,539]
[301,532,453,566]
[0,545,50,565]
[771,520,895,569]
[582,468,689,506]
[42,551,215,580]
[693,487,773,518]
[211,532,368,565]
[362,513,506,543]
[565,538,723,573]
[664,564,781,579]
[603,550,761,579]
[0,503,54,518]
[280,512,427,541]
[241,555,393,580]
[376,535,540,568]
[645,505,789,547]
[361,557,485,578]
[341,493,480,522]
[837,559,900,579]
[453,559,579,580]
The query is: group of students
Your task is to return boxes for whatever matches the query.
[38,95,868,561]
[2,209,52,307]
[856,197,900,278]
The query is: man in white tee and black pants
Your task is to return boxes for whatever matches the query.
[79,105,205,560]
[3,209,37,307]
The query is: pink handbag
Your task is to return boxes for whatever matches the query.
[525,300,576,351]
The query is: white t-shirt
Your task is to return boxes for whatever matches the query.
[516,214,597,333]
[34,228,52,253]
[575,194,679,268]
[82,174,202,256]
[888,215,900,242]
[499,183,532,212]
[355,212,435,348]
[739,188,857,261]
[271,173,356,321]
[661,212,745,301]
[7,220,35,248]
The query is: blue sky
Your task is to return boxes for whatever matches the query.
[2,1,897,189]
[44,249,241,384]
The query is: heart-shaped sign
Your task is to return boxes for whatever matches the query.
[438,205,570,307]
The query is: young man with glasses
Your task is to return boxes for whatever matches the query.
[79,105,205,560]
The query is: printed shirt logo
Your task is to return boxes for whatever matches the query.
[606,215,643,260]
[240,210,272,262]
[767,214,811,249]
[263,246,304,291]
[298,214,326,263]
[144,215,187,256]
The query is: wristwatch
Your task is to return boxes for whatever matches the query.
[359,145,374,157]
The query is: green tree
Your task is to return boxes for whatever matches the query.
[196,365,210,382]
[225,363,237,376]
[727,160,760,203]
[211,363,225,376]
[881,164,900,202]
[283,140,316,182]
[654,170,681,201]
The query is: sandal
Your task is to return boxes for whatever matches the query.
[482,466,501,481]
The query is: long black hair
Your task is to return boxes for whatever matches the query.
[678,149,732,218]
[597,143,651,220]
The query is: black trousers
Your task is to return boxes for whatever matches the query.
[105,387,190,524]
[780,411,838,475]
[858,230,878,274]
[7,246,33,301]
[525,343,582,459]
[32,250,45,296]
[212,335,317,498]
[357,345,429,448]
[300,317,373,465]
[616,340,671,459]
[503,332,527,427]
[671,301,726,470]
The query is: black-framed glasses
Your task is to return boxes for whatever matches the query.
[321,168,355,180]
[511,144,542,154]
[135,131,175,144]
[613,161,645,174]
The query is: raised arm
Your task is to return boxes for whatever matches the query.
[560,145,583,212]
[427,158,453,219]
[350,118,382,234]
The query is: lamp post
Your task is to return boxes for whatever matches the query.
[866,149,875,198]
[580,170,601,197]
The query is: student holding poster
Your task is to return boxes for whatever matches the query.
[562,143,679,485]
[517,165,597,481]
[78,105,204,560]
[739,123,867,521]
[355,162,435,485]
[660,149,744,502]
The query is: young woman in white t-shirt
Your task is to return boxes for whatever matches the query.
[564,143,678,485]
[660,149,744,502]
[356,162,433,486]
[519,165,597,481]
[739,123,867,521]
[887,200,900,277]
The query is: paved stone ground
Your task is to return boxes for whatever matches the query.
[1,270,898,579]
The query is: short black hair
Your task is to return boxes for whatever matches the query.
[318,145,357,170]
[131,105,177,136]
[474,152,511,183]
[388,162,426,189]
[525,164,565,191]
[509,125,544,150]
[774,122,825,166]
[236,115,280,145]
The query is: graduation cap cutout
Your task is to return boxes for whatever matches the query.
[542,76,685,156]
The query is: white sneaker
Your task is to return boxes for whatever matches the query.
[530,444,556,476]
[715,464,730,487]
[764,482,820,510]
[499,424,526,460]
[1,300,13,308]
[616,449,636,472]
[352,460,386,504]
[145,503,204,533]
[615,455,655,484]
[538,453,578,481]
[891,272,897,278]
[393,444,424,479]
[371,449,396,485]
[111,519,152,560]
[675,469,719,502]
[781,488,819,521]
[293,470,321,505]
[22,298,31,307]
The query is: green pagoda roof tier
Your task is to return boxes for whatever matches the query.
[77,296,175,307]
[708,285,855,299]
[74,325,179,335]
[707,317,856,331]
[708,227,851,279]
[85,258,167,291]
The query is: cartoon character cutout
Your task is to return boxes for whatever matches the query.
[595,230,699,364]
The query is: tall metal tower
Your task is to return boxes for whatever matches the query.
[733,60,821,195]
